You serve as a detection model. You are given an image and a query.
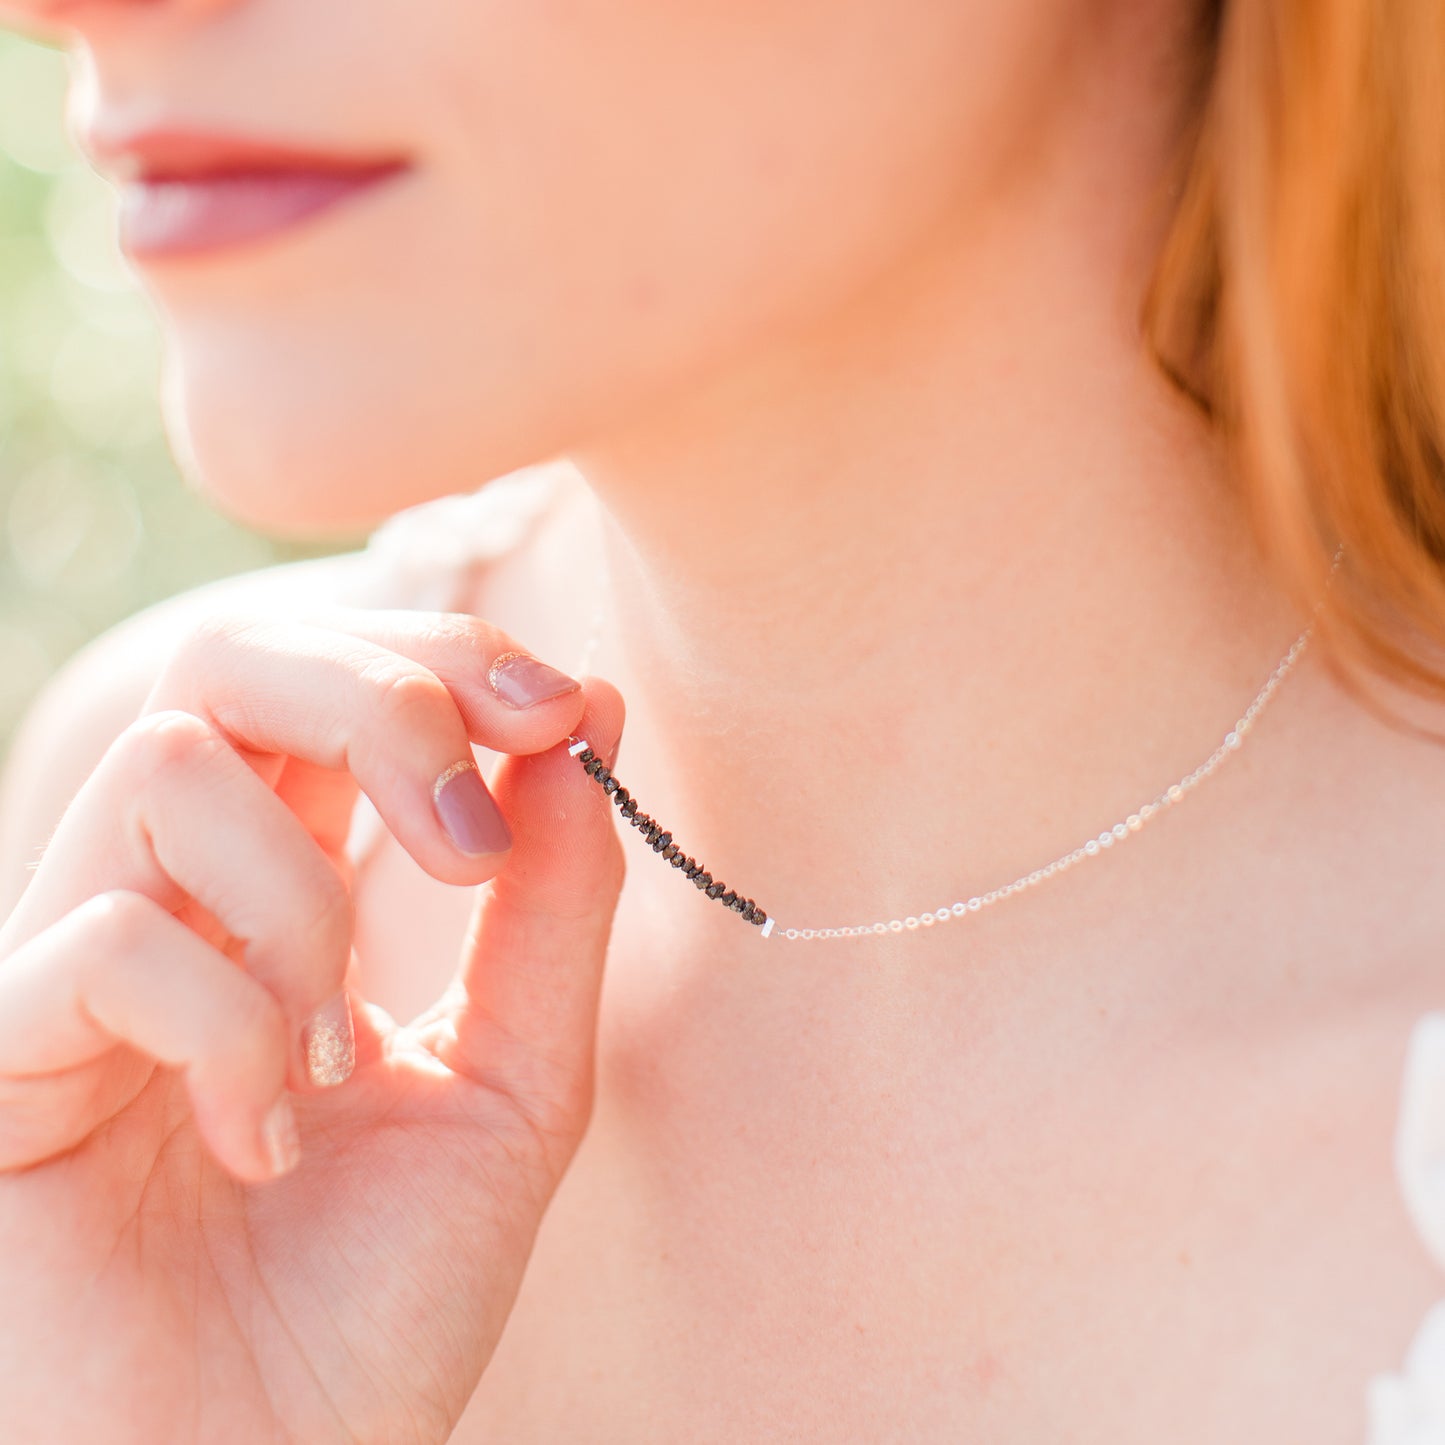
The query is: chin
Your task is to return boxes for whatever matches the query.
[156,349,567,542]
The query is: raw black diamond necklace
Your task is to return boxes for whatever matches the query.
[551,546,1329,943]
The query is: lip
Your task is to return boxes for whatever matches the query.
[83,123,409,182]
[83,125,413,259]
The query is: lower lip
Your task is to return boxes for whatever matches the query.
[116,162,411,259]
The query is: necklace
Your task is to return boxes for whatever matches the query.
[559,530,1333,942]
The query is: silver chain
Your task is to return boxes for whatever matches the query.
[572,538,1333,941]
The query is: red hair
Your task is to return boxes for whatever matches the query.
[1142,0,1445,732]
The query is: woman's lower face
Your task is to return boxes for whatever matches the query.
[2,0,1135,534]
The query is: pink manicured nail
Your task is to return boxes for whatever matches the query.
[302,990,355,1088]
[433,758,513,855]
[487,649,581,709]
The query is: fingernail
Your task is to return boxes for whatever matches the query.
[434,758,513,855]
[487,649,581,709]
[261,1093,301,1176]
[302,989,356,1087]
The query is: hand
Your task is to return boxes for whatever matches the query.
[0,604,626,1444]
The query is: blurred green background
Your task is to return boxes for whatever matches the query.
[0,33,351,768]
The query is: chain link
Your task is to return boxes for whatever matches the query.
[771,630,1310,939]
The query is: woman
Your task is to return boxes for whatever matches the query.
[0,0,1442,1438]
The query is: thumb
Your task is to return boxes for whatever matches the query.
[433,676,626,1152]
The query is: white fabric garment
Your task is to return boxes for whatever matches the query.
[336,464,1445,1439]
[1369,1015,1445,1442]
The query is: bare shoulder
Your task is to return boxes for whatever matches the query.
[0,547,373,921]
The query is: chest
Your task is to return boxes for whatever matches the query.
[348,817,1441,1444]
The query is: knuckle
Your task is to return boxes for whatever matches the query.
[174,607,262,663]
[515,1067,594,1173]
[77,887,164,962]
[115,708,227,782]
[364,661,454,737]
[491,1030,596,1158]
[413,611,495,651]
[147,608,255,700]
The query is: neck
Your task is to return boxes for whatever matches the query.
[545,66,1311,950]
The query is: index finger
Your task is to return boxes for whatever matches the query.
[143,606,588,886]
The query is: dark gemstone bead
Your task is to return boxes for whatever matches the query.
[613,787,630,806]
[720,890,737,908]
[693,871,712,890]
[740,901,756,921]
[683,858,698,875]
[729,895,747,913]
[602,775,620,795]
[651,830,672,853]
[670,851,688,868]
[585,758,604,777]
[645,825,662,845]
[750,909,768,927]
[577,746,594,764]
[661,842,678,861]
[634,815,652,832]
[620,798,638,818]
[706,882,725,900]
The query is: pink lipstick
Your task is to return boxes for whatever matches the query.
[85,126,412,259]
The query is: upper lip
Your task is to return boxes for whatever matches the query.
[79,124,411,184]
